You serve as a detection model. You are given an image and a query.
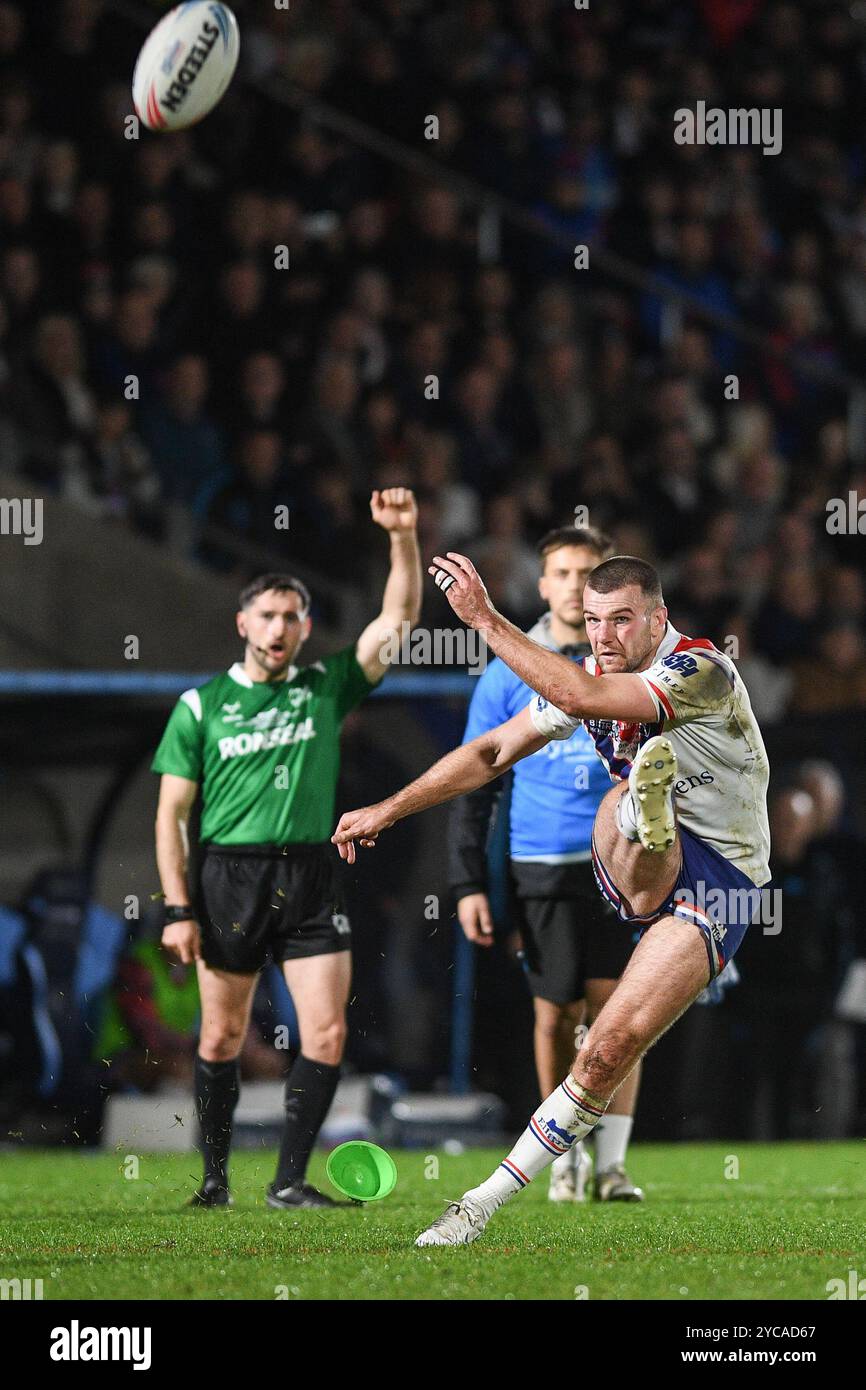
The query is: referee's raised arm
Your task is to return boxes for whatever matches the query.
[353,487,422,682]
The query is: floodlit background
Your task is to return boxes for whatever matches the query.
[0,0,865,1153]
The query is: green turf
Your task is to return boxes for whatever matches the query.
[0,1143,864,1300]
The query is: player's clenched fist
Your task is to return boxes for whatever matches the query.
[331,804,396,863]
[370,487,418,533]
[429,552,496,630]
[162,918,202,965]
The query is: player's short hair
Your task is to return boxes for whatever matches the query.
[238,573,312,616]
[585,556,664,609]
[537,525,612,564]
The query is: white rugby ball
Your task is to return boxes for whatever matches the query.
[132,2,240,133]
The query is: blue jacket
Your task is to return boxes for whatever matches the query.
[447,614,610,889]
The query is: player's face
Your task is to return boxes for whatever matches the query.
[538,545,600,628]
[583,585,667,673]
[237,590,311,678]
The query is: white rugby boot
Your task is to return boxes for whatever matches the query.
[548,1138,593,1202]
[548,1150,576,1202]
[415,1193,497,1247]
[628,735,677,852]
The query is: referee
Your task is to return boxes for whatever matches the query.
[152,488,420,1208]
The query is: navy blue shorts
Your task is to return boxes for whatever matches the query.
[590,823,767,983]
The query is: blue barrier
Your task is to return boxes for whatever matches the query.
[0,671,478,698]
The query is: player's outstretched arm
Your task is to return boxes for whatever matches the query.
[355,487,422,683]
[430,551,657,722]
[331,706,548,863]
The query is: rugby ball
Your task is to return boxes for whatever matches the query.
[132,2,240,133]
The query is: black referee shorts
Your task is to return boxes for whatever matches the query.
[510,859,638,1005]
[195,842,351,974]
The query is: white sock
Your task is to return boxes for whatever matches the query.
[615,789,641,842]
[594,1113,633,1171]
[466,1075,608,1209]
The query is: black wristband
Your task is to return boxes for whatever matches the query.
[163,904,195,925]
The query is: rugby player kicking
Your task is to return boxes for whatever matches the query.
[154,488,420,1210]
[449,526,644,1204]
[332,553,770,1245]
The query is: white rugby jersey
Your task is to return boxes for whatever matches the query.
[528,624,771,887]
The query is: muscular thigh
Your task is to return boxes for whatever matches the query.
[593,783,681,917]
[579,914,710,1070]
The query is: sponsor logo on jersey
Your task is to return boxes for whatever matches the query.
[243,708,293,732]
[673,770,715,794]
[662,653,700,676]
[586,718,645,762]
[221,693,313,730]
[217,717,316,759]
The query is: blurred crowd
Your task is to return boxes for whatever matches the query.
[732,759,866,1139]
[1,0,866,718]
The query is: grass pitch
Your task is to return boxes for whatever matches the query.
[1,1142,864,1301]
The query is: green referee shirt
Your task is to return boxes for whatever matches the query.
[151,645,380,845]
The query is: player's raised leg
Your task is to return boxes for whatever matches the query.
[192,962,259,1206]
[591,738,682,919]
[267,950,352,1209]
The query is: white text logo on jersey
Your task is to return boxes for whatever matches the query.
[218,712,316,759]
[221,691,312,728]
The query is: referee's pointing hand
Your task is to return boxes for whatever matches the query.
[331,803,395,864]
